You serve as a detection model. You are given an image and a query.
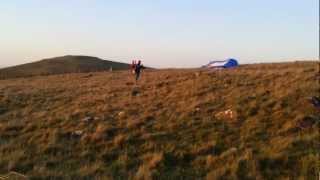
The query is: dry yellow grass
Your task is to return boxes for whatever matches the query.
[0,61,319,179]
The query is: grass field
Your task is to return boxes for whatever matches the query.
[0,61,319,179]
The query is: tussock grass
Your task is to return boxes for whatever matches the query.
[0,61,319,179]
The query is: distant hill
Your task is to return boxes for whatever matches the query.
[0,55,130,79]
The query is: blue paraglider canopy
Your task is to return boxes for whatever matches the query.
[204,58,239,68]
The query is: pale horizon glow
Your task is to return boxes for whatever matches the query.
[0,0,318,68]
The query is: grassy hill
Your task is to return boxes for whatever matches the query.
[0,55,130,79]
[0,61,319,179]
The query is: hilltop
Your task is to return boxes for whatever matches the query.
[0,61,319,179]
[0,55,130,79]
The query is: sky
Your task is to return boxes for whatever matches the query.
[0,0,318,68]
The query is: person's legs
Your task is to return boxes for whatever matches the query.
[135,71,140,81]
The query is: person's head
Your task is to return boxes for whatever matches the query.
[138,60,141,65]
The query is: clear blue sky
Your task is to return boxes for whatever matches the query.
[0,0,318,68]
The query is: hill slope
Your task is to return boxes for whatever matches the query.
[0,55,130,79]
[0,61,319,179]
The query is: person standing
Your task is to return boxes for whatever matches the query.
[134,60,144,83]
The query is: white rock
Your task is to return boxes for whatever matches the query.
[73,130,83,136]
[118,111,125,117]
[82,116,93,122]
